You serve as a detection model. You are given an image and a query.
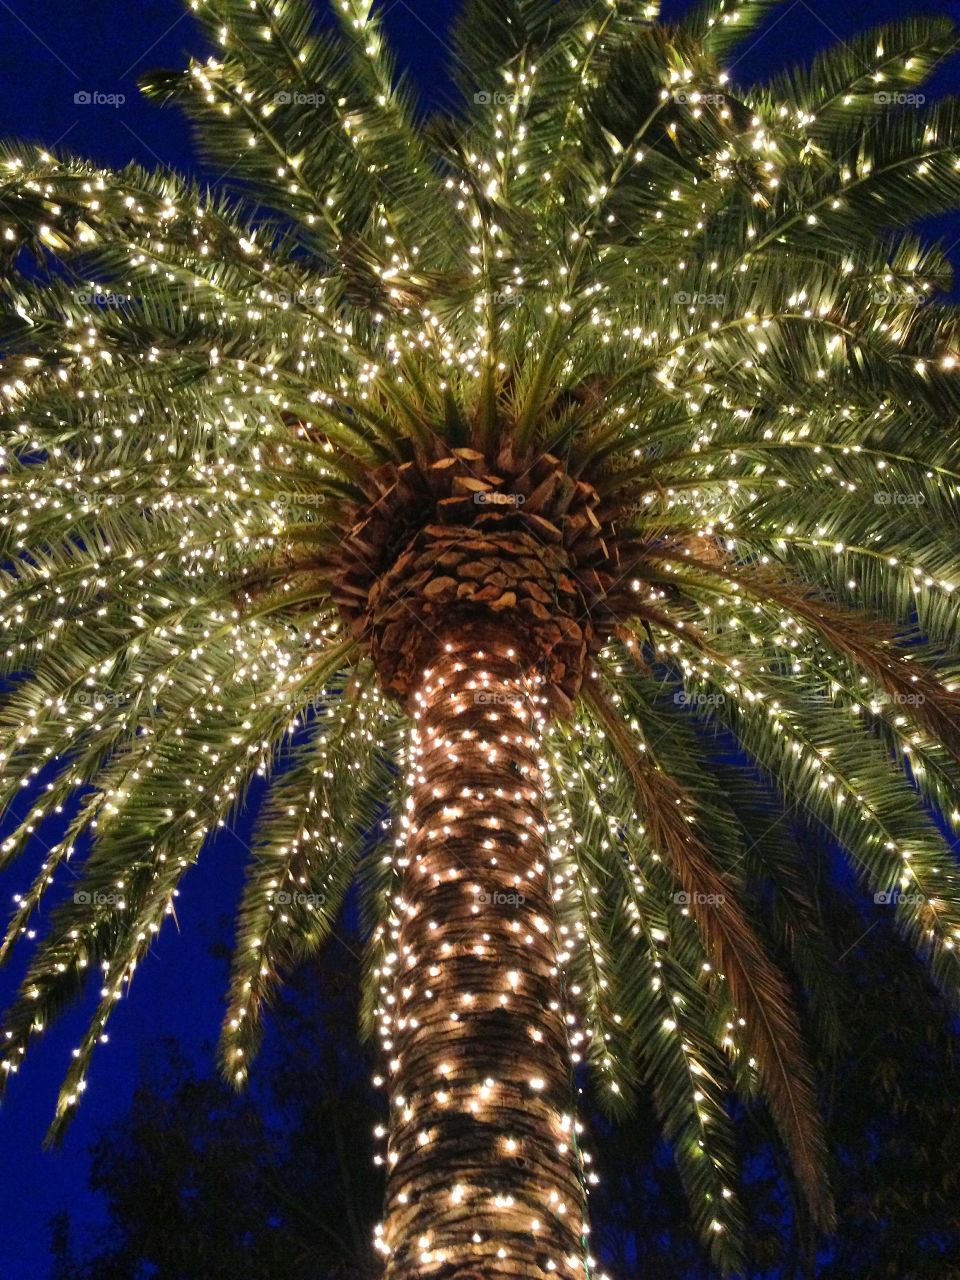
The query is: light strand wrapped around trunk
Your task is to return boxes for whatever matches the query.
[377,624,594,1279]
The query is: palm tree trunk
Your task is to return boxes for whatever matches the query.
[379,623,592,1279]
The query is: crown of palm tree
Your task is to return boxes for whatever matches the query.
[2,0,960,1271]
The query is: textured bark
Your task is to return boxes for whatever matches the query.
[379,623,590,1279]
[324,446,641,712]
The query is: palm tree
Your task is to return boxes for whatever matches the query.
[2,0,960,1274]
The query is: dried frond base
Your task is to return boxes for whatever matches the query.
[326,448,638,709]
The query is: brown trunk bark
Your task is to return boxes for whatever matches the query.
[377,623,592,1279]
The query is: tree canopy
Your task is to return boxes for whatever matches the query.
[1,1,960,1268]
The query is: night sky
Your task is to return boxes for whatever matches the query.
[1,2,960,1277]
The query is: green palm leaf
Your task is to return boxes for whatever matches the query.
[2,2,960,1271]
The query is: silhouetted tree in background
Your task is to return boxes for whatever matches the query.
[51,885,960,1280]
[51,943,382,1280]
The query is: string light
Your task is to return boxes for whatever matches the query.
[0,2,957,1274]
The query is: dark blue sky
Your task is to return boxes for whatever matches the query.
[1,2,960,1277]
